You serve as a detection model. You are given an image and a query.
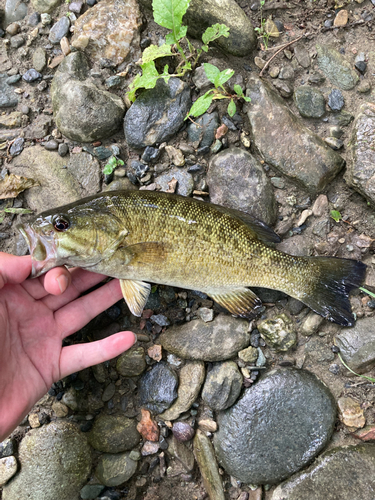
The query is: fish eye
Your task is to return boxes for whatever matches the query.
[53,216,70,232]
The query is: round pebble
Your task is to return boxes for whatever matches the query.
[22,69,42,82]
[172,422,195,442]
[58,143,69,157]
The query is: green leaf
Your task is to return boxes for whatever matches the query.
[243,96,252,102]
[127,61,161,101]
[187,93,213,118]
[360,287,375,299]
[234,84,244,97]
[201,45,209,52]
[214,68,234,89]
[227,99,236,117]
[203,63,220,84]
[4,208,33,215]
[142,44,173,63]
[153,0,190,40]
[330,210,342,222]
[202,23,230,45]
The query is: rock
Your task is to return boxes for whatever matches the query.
[28,12,41,25]
[214,368,336,484]
[258,313,297,351]
[88,414,140,453]
[159,361,205,420]
[116,346,146,376]
[345,102,375,205]
[165,145,185,166]
[198,307,214,322]
[325,136,343,150]
[316,45,359,90]
[141,441,160,455]
[187,112,219,149]
[271,444,375,500]
[294,45,311,68]
[168,435,195,471]
[156,167,194,196]
[279,65,294,80]
[353,426,375,442]
[272,79,293,98]
[2,422,91,500]
[194,430,225,500]
[124,78,191,149]
[246,77,345,194]
[52,401,69,417]
[357,80,371,93]
[10,34,25,48]
[201,361,242,410]
[192,65,211,90]
[299,311,324,336]
[0,111,22,128]
[331,110,354,127]
[137,409,159,441]
[102,383,116,402]
[95,452,137,487]
[0,74,19,108]
[207,147,277,225]
[58,143,69,156]
[328,89,344,111]
[160,314,250,362]
[334,9,348,26]
[338,396,366,429]
[0,456,17,486]
[293,86,325,118]
[355,61,367,75]
[67,152,101,196]
[4,0,27,26]
[71,0,141,65]
[138,362,178,414]
[238,346,258,363]
[80,484,106,500]
[304,337,335,365]
[31,0,60,13]
[0,440,14,459]
[312,194,329,217]
[48,16,70,44]
[9,137,24,155]
[32,47,47,72]
[172,422,195,442]
[335,317,375,373]
[22,69,42,82]
[51,51,125,142]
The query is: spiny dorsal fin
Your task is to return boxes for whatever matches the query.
[120,279,151,317]
[209,287,262,319]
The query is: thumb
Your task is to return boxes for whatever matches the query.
[0,253,31,289]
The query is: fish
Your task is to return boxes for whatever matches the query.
[18,190,367,326]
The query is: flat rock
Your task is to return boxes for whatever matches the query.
[48,16,70,44]
[316,45,359,90]
[4,0,27,26]
[214,367,336,484]
[88,414,140,453]
[0,456,17,486]
[0,74,19,108]
[246,77,345,194]
[138,362,178,414]
[156,167,194,197]
[2,422,91,500]
[124,78,191,149]
[272,444,375,500]
[71,0,141,65]
[31,0,60,12]
[201,361,242,410]
[335,317,375,373]
[159,314,250,362]
[207,147,277,225]
[345,102,375,205]
[194,430,225,500]
[293,86,326,118]
[187,112,219,148]
[95,452,137,487]
[51,51,125,142]
[116,346,146,377]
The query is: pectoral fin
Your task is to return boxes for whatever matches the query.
[120,279,151,317]
[209,288,262,319]
[122,242,167,265]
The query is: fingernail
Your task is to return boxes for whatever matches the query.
[132,332,137,344]
[56,274,69,294]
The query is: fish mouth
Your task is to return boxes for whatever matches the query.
[18,224,59,278]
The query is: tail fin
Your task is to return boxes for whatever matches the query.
[301,257,367,327]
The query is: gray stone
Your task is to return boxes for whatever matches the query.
[160,314,250,362]
[308,72,325,84]
[22,69,42,82]
[316,45,359,90]
[33,47,47,72]
[10,35,25,48]
[335,317,375,373]
[293,86,325,118]
[80,484,105,500]
[28,12,41,26]
[66,152,101,196]
[138,362,178,414]
[272,444,375,500]
[192,65,211,90]
[4,0,27,26]
[325,137,343,150]
[0,440,14,459]
[124,78,191,149]
[246,77,345,194]
[272,79,293,98]
[214,368,336,484]
[207,147,277,225]
[31,0,60,12]
[58,143,69,156]
[95,452,137,487]
[88,414,140,453]
[156,167,194,197]
[187,111,219,148]
[201,361,242,410]
[294,45,311,68]
[2,422,91,500]
[194,430,225,500]
[0,456,17,486]
[304,337,335,364]
[43,140,58,150]
[330,110,354,127]
[279,65,294,80]
[345,102,375,205]
[116,346,146,377]
[9,137,24,156]
[258,313,297,351]
[0,74,19,108]
[51,52,125,142]
[328,89,344,111]
[48,16,70,44]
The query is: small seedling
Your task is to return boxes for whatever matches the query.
[254,0,270,50]
[103,156,124,176]
[330,210,342,222]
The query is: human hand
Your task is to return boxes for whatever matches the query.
[0,252,136,441]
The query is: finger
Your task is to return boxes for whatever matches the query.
[55,279,124,338]
[0,253,31,289]
[21,267,72,300]
[58,331,137,379]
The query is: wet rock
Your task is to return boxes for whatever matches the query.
[246,77,345,194]
[271,444,375,500]
[159,361,205,420]
[172,422,195,442]
[31,0,61,13]
[187,112,219,149]
[299,311,324,336]
[95,452,137,487]
[58,143,69,156]
[293,86,325,118]
[4,0,27,26]
[138,362,178,414]
[335,317,375,373]
[258,313,297,351]
[294,45,311,68]
[331,110,354,127]
[80,484,105,500]
[124,78,191,149]
[0,74,19,108]
[71,0,141,65]
[51,52,125,142]
[316,45,359,90]
[201,361,242,410]
[48,16,70,44]
[355,61,367,74]
[207,147,277,225]
[33,47,47,72]
[345,102,375,205]
[2,422,91,500]
[338,396,366,429]
[0,456,17,486]
[194,430,225,500]
[116,346,146,377]
[88,414,140,453]
[328,89,344,111]
[160,314,250,362]
[156,167,194,197]
[214,368,336,484]
[168,435,195,472]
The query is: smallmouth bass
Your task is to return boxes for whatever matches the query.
[19,190,367,326]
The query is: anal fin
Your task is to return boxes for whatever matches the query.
[120,279,151,317]
[209,288,262,319]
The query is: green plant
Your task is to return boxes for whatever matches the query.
[337,351,375,384]
[254,0,270,50]
[360,287,375,299]
[103,156,124,176]
[330,210,342,222]
[0,207,33,224]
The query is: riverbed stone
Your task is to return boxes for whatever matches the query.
[335,317,375,373]
[0,456,17,486]
[48,16,70,44]
[257,313,297,351]
[2,422,91,500]
[316,45,359,90]
[51,51,125,142]
[124,78,191,149]
[116,346,146,377]
[138,362,178,414]
[194,430,225,500]
[160,314,250,362]
[272,444,375,500]
[156,167,194,197]
[214,367,336,484]
[95,452,138,487]
[31,0,60,12]
[4,0,27,26]
[88,414,140,453]
[0,74,19,108]
[201,361,242,410]
[207,147,277,225]
[187,111,219,149]
[345,102,375,205]
[246,77,345,194]
[293,86,326,118]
